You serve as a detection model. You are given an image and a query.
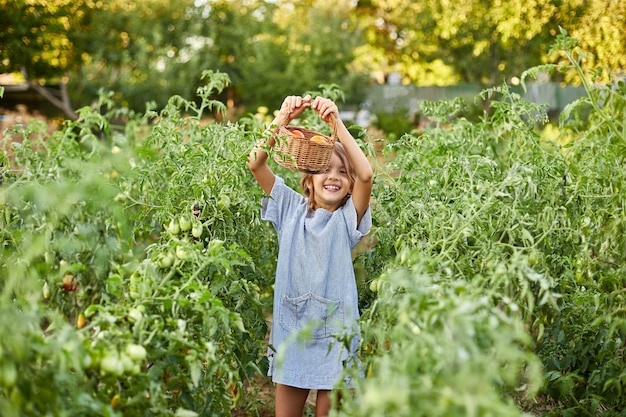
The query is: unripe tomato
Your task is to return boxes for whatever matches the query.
[217,195,231,211]
[42,281,51,299]
[0,362,17,388]
[158,252,175,269]
[129,272,140,289]
[81,352,93,369]
[208,239,224,253]
[202,170,217,187]
[191,221,203,238]
[125,344,147,362]
[528,250,540,266]
[175,245,188,260]
[88,350,102,369]
[120,352,136,373]
[369,279,379,293]
[127,308,143,323]
[166,218,180,235]
[44,251,54,266]
[179,216,191,232]
[100,351,124,377]
[185,349,197,361]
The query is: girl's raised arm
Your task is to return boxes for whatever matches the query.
[247,95,311,194]
[311,97,373,224]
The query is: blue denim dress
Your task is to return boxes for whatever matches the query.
[261,177,372,390]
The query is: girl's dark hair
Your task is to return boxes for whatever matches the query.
[300,142,355,213]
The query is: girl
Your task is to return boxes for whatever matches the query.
[247,95,373,417]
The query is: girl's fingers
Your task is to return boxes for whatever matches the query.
[282,97,294,112]
[311,97,337,121]
[282,95,311,114]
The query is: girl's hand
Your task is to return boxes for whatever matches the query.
[311,97,339,124]
[278,95,311,124]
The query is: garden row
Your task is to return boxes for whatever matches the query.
[1,34,625,416]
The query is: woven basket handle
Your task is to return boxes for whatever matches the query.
[279,109,338,144]
[327,113,338,145]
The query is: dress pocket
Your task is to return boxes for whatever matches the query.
[279,292,344,339]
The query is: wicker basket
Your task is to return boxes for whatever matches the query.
[273,116,337,174]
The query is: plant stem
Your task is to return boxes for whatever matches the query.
[565,51,623,143]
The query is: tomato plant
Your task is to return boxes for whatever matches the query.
[1,33,625,417]
[347,31,625,417]
[0,74,273,416]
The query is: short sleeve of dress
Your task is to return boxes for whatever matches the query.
[342,196,372,249]
[261,176,306,232]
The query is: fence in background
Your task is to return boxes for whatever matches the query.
[2,81,588,126]
[362,82,587,116]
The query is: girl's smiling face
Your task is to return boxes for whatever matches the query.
[310,153,352,212]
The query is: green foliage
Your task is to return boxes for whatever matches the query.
[0,0,367,115]
[6,0,625,119]
[1,32,626,417]
[372,106,417,141]
[0,0,75,78]
[353,0,626,86]
[351,33,625,416]
[338,257,543,417]
[70,0,218,111]
[0,72,273,416]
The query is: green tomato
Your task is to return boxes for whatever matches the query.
[175,245,188,260]
[100,352,124,377]
[369,279,379,293]
[44,251,54,266]
[129,272,141,289]
[217,195,231,211]
[528,250,540,266]
[129,272,141,297]
[82,352,93,369]
[0,362,17,388]
[125,344,147,362]
[202,170,217,187]
[166,218,180,235]
[127,308,143,323]
[158,252,175,269]
[120,353,135,373]
[208,239,224,253]
[87,350,101,368]
[191,221,203,238]
[179,216,191,232]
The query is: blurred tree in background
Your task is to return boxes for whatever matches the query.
[1,0,210,117]
[202,0,367,112]
[353,0,626,85]
[1,0,624,117]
